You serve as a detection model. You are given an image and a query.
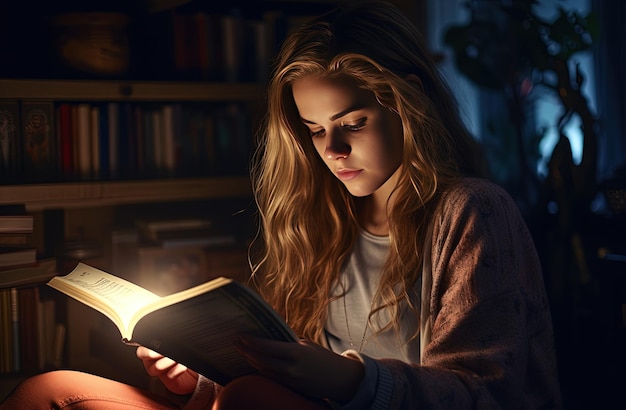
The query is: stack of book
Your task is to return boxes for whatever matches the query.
[0,206,37,272]
[0,205,62,375]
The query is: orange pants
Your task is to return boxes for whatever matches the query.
[0,370,331,409]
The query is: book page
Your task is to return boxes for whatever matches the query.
[48,263,160,336]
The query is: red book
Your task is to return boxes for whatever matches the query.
[58,103,73,178]
[172,12,189,79]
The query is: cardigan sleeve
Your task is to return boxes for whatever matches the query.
[354,179,561,409]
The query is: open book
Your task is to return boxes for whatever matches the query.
[47,262,297,385]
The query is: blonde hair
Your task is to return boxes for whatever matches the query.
[250,0,485,343]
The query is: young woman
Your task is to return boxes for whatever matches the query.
[1,1,561,408]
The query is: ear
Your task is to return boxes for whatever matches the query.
[404,74,424,92]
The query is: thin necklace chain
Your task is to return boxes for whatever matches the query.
[342,287,369,352]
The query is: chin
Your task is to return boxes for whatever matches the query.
[344,184,374,198]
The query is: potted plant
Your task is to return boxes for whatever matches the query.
[444,0,598,219]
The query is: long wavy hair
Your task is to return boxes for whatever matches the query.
[250,0,486,343]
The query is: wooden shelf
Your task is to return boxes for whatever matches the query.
[0,79,266,101]
[0,177,252,211]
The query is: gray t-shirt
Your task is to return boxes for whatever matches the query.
[325,230,421,362]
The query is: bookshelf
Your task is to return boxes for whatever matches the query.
[0,76,258,394]
[0,83,256,399]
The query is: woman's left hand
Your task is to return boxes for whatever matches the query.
[136,346,199,395]
[234,336,364,403]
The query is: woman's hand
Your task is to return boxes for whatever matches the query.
[234,336,364,403]
[136,346,199,395]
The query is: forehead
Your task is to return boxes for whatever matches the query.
[291,75,377,116]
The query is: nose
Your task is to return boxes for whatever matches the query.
[324,129,351,160]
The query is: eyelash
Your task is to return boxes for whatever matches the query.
[310,118,367,138]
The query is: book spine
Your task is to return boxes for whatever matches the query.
[10,287,20,372]
[172,12,189,79]
[107,103,119,179]
[0,289,12,372]
[162,104,176,176]
[90,105,101,180]
[0,101,22,182]
[152,109,164,176]
[18,286,40,372]
[221,12,245,82]
[76,103,92,180]
[98,102,110,179]
[133,105,146,177]
[21,101,56,182]
[58,103,74,179]
[37,289,55,369]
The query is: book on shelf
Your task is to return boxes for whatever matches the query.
[135,217,213,242]
[47,262,297,386]
[0,207,33,254]
[57,102,74,177]
[0,233,29,246]
[21,101,57,181]
[0,258,57,288]
[0,287,18,373]
[0,101,21,181]
[0,214,33,234]
[1,98,255,182]
[0,284,64,374]
[0,247,37,269]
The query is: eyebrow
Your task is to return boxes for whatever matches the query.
[301,104,366,124]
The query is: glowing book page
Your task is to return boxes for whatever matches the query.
[48,262,298,386]
[48,263,160,338]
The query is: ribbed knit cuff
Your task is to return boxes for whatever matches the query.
[183,375,221,410]
[329,350,392,410]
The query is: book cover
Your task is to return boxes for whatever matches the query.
[47,262,297,386]
[21,101,57,182]
[0,101,21,182]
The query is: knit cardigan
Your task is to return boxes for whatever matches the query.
[339,178,562,409]
[185,178,562,409]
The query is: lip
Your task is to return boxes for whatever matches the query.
[336,169,362,181]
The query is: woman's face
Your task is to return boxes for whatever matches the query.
[292,75,404,198]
